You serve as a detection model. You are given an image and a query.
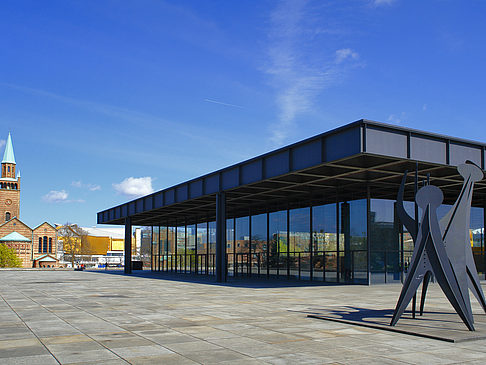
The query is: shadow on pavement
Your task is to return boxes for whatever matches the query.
[84,269,355,288]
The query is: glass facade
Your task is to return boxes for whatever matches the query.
[312,203,337,282]
[235,216,249,276]
[269,210,287,278]
[369,199,403,284]
[197,222,207,274]
[226,218,235,276]
[187,224,196,273]
[289,207,310,280]
[251,213,267,276]
[145,198,486,284]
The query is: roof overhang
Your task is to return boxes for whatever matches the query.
[97,120,486,226]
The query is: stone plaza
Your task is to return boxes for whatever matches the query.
[1,270,486,364]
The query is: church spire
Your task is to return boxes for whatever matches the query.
[2,133,16,164]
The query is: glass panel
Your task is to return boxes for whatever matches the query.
[197,222,208,274]
[168,226,176,271]
[160,225,168,271]
[151,226,159,271]
[370,251,385,284]
[177,226,186,272]
[370,199,399,284]
[251,213,267,276]
[402,200,415,277]
[235,216,249,276]
[226,218,235,276]
[354,199,368,280]
[209,221,216,275]
[339,199,367,283]
[312,203,337,282]
[289,207,310,280]
[349,199,367,251]
[268,210,287,278]
[370,199,416,284]
[187,224,196,273]
[471,207,485,278]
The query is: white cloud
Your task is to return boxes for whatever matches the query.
[387,112,406,125]
[0,139,5,148]
[264,0,361,146]
[335,48,359,64]
[42,190,85,203]
[113,177,154,197]
[42,190,68,203]
[71,180,101,191]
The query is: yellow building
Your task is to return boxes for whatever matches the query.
[82,227,125,253]
[58,226,125,255]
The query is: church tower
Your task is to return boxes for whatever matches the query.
[0,133,21,222]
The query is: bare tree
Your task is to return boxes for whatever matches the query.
[58,223,92,267]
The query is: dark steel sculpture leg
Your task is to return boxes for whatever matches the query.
[420,271,432,316]
[412,293,416,319]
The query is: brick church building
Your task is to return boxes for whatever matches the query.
[0,133,58,268]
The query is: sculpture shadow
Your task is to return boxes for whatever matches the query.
[301,306,463,327]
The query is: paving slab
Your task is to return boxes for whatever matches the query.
[1,270,486,364]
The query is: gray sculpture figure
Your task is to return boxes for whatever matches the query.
[419,162,486,317]
[390,182,475,330]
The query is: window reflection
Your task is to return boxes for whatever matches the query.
[313,203,337,281]
[269,210,287,277]
[289,207,310,279]
[235,216,249,275]
[251,213,267,276]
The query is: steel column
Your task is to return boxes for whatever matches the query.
[216,192,227,282]
[484,200,486,280]
[124,217,132,274]
[366,185,371,285]
[150,226,153,272]
[341,202,351,282]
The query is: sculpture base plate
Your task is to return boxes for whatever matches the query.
[308,306,486,343]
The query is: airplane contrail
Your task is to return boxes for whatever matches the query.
[204,98,244,109]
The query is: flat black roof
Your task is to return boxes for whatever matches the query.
[98,119,486,226]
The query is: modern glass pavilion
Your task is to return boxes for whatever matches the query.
[97,120,486,284]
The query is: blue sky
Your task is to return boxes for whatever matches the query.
[1,0,485,227]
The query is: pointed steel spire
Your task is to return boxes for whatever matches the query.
[2,133,16,164]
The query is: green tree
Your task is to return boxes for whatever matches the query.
[0,243,22,268]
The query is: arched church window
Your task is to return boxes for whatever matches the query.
[5,212,10,221]
[48,238,52,253]
[38,237,42,253]
[43,236,48,253]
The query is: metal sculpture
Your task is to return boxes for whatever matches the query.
[391,162,485,331]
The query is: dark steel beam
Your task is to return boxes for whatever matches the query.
[124,217,132,274]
